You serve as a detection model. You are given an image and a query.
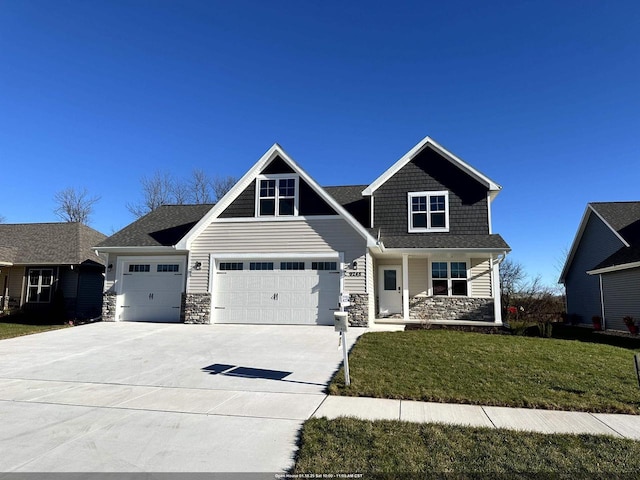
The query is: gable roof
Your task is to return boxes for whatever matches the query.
[362,136,502,198]
[560,202,640,281]
[176,144,377,250]
[323,185,370,228]
[0,223,106,266]
[97,204,215,249]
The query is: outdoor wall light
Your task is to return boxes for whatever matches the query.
[107,264,113,272]
[352,261,358,270]
[194,261,202,271]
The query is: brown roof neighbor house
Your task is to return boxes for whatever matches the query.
[0,222,106,319]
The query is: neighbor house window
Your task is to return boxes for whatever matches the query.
[27,268,54,303]
[431,261,468,296]
[408,191,449,232]
[257,176,298,217]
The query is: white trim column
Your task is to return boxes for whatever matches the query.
[491,255,503,325]
[402,254,409,321]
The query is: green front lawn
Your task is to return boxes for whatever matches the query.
[292,417,640,477]
[0,321,67,340]
[329,329,640,414]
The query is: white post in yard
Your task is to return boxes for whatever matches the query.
[342,329,350,386]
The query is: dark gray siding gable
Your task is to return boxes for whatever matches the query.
[565,212,624,323]
[601,267,640,331]
[373,146,489,236]
[261,156,295,174]
[219,182,255,218]
[219,178,337,218]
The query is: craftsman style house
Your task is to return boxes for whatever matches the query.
[0,222,106,319]
[96,136,510,326]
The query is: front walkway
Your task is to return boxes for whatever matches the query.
[313,396,640,439]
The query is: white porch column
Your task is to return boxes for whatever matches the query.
[402,253,409,321]
[491,255,503,325]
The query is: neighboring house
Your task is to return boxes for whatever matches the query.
[0,222,106,319]
[560,202,640,331]
[96,136,510,326]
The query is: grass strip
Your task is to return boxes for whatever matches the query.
[293,417,640,478]
[0,322,67,340]
[329,330,640,414]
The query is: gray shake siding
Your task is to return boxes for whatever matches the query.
[601,267,640,331]
[565,213,624,323]
[373,146,489,236]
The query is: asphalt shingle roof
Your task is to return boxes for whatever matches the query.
[0,223,106,265]
[590,202,640,244]
[377,233,510,250]
[98,204,215,248]
[589,202,640,270]
[323,185,370,227]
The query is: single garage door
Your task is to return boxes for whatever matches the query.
[213,259,340,325]
[118,257,186,322]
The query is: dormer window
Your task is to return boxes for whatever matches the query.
[256,175,299,217]
[408,191,449,232]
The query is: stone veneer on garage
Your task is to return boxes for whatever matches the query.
[102,292,117,322]
[181,293,212,324]
[409,296,494,322]
[346,293,369,327]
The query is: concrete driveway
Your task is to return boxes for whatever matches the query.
[0,322,365,473]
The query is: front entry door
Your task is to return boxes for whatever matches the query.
[378,266,402,316]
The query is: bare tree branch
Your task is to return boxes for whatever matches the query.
[0,214,5,223]
[190,169,214,204]
[53,187,100,225]
[127,170,237,218]
[127,171,174,218]
[211,175,237,201]
[171,180,190,205]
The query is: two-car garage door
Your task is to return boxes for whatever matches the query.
[212,259,340,325]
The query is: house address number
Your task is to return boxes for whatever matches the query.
[346,271,362,277]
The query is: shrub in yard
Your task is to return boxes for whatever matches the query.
[623,316,637,335]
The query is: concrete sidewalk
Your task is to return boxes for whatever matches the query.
[313,396,640,440]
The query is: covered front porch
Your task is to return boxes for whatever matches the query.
[372,251,504,325]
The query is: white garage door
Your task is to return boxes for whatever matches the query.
[213,259,340,325]
[118,257,186,322]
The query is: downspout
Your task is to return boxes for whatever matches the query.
[491,251,508,325]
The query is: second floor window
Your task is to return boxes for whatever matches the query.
[257,176,298,217]
[408,191,449,232]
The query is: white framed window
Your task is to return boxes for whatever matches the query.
[249,262,274,270]
[27,268,54,303]
[157,264,179,272]
[219,262,243,271]
[408,191,449,232]
[280,262,305,270]
[431,261,468,296]
[312,261,338,271]
[256,175,299,217]
[128,264,150,272]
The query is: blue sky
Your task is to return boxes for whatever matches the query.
[1,0,639,287]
